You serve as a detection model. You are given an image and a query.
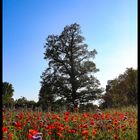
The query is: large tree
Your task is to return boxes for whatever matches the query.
[101,68,138,108]
[2,82,14,107]
[39,23,103,108]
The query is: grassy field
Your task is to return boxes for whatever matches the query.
[2,106,137,140]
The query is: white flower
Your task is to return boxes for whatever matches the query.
[32,133,43,140]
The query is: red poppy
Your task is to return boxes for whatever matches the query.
[82,123,88,128]
[57,132,64,138]
[14,121,22,130]
[29,129,38,136]
[90,120,94,125]
[114,134,118,140]
[64,111,70,116]
[57,126,64,131]
[64,116,69,122]
[82,130,88,136]
[27,133,33,139]
[46,124,55,130]
[8,133,13,137]
[48,131,52,135]
[2,126,8,133]
[93,129,97,136]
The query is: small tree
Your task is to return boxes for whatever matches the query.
[3,82,14,108]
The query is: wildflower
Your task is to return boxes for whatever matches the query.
[93,129,97,136]
[64,116,69,122]
[82,123,88,128]
[57,126,64,131]
[114,112,118,116]
[106,114,111,120]
[46,124,55,130]
[28,129,43,140]
[82,130,88,136]
[29,129,38,135]
[90,120,94,125]
[114,134,118,140]
[64,111,70,116]
[28,133,33,139]
[113,119,118,126]
[57,132,64,138]
[17,113,24,119]
[13,121,22,130]
[8,133,13,137]
[70,129,77,133]
[107,125,111,130]
[2,126,8,133]
[48,131,52,135]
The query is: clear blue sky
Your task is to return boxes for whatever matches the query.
[3,0,137,102]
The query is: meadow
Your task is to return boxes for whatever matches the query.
[2,106,137,140]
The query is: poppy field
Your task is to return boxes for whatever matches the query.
[2,106,137,140]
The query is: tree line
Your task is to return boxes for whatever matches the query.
[3,23,137,111]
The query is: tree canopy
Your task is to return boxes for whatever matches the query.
[101,68,137,108]
[39,23,103,110]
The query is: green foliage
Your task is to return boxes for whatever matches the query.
[15,97,28,108]
[2,82,14,107]
[101,68,137,109]
[39,23,103,110]
[102,105,137,115]
[15,97,36,108]
[38,83,56,111]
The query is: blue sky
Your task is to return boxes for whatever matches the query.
[3,0,137,102]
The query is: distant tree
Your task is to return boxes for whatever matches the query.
[14,97,27,108]
[26,100,37,109]
[101,68,138,108]
[14,97,30,108]
[15,97,37,109]
[39,23,103,110]
[3,82,14,107]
